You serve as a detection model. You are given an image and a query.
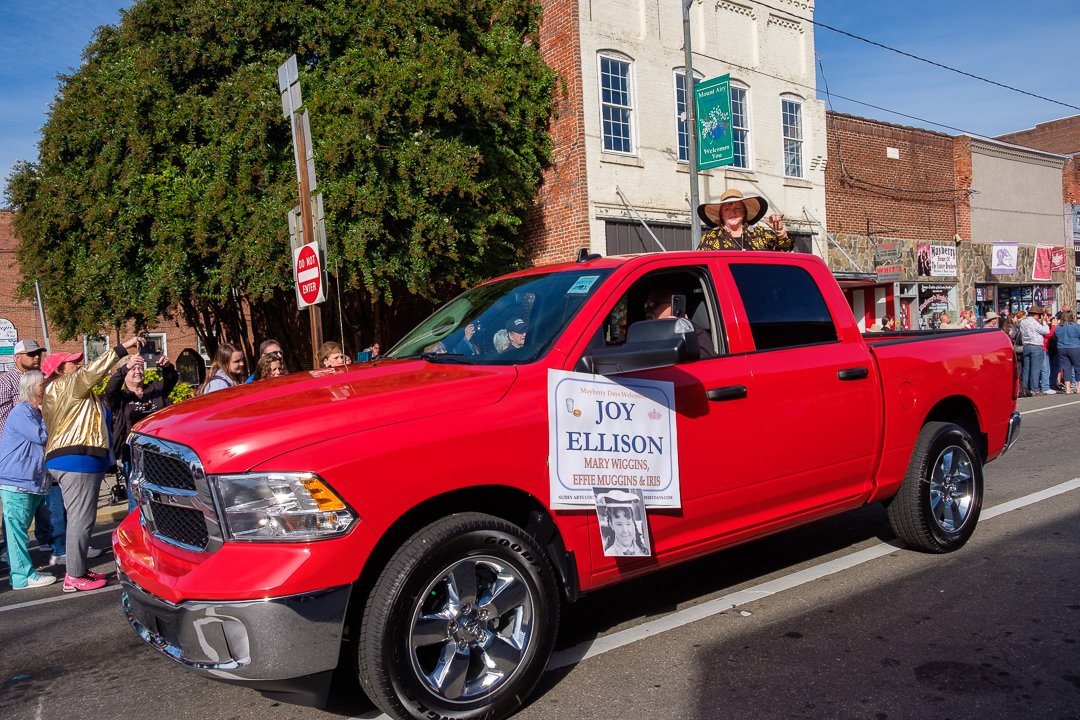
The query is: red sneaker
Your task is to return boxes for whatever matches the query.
[85,570,108,582]
[63,574,107,593]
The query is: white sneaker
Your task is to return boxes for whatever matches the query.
[48,554,66,566]
[1045,389,1057,395]
[87,547,104,559]
[15,574,57,590]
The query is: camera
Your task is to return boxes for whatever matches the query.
[142,339,158,355]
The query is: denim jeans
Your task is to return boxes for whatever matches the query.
[43,483,67,556]
[1040,353,1051,392]
[1022,345,1045,392]
[1,489,46,588]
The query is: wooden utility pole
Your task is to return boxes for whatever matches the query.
[278,55,325,369]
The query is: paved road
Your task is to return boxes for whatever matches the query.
[2,395,1078,720]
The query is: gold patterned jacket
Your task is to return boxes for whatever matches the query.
[42,346,128,462]
[696,223,793,252]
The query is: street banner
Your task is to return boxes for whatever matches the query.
[548,369,680,509]
[694,74,733,170]
[1051,246,1067,272]
[1033,246,1053,281]
[992,243,1018,275]
[930,245,957,277]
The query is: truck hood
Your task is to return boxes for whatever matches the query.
[133,359,519,473]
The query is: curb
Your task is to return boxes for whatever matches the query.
[97,505,130,524]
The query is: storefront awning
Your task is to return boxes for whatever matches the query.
[832,271,879,288]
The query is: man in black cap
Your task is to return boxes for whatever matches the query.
[503,318,527,351]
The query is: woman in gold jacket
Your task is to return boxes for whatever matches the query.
[42,336,142,592]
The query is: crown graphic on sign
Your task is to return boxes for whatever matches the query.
[648,409,662,420]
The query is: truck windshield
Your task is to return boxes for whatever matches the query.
[387,269,613,364]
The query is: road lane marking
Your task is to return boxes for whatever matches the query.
[547,477,1080,670]
[0,584,120,614]
[1020,399,1080,415]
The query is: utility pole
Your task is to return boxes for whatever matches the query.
[683,0,701,248]
[278,55,325,369]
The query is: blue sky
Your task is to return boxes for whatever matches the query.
[2,1,1079,198]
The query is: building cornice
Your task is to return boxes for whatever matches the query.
[968,136,1067,167]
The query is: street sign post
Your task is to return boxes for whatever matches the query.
[293,242,325,308]
[278,54,324,367]
[694,74,734,170]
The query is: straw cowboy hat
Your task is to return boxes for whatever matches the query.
[697,188,769,228]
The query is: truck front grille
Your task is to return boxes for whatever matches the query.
[129,434,224,554]
[148,501,210,550]
[143,451,198,491]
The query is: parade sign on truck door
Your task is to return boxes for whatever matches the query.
[548,369,680,509]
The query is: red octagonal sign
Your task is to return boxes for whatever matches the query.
[296,244,321,306]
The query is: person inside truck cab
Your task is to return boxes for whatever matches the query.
[643,287,716,359]
[497,318,528,353]
[695,188,792,252]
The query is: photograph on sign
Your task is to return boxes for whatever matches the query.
[548,369,680,509]
[694,74,733,170]
[594,487,651,557]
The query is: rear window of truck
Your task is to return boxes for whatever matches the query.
[729,264,838,351]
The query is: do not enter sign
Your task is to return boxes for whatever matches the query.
[293,241,325,308]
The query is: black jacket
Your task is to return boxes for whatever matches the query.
[103,364,178,463]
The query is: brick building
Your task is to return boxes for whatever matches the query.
[527,0,828,263]
[825,113,1072,330]
[0,209,205,379]
[997,115,1080,303]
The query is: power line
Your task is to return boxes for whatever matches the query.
[754,0,1080,113]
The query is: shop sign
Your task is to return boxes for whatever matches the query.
[930,246,957,277]
[1051,247,1067,272]
[1033,246,1053,281]
[873,242,903,280]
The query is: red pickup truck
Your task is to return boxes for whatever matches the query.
[114,251,1020,720]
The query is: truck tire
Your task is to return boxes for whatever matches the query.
[887,421,983,553]
[358,512,559,720]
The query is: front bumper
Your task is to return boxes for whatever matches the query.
[119,571,351,685]
[1000,411,1022,456]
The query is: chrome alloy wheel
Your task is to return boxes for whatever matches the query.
[929,444,975,533]
[408,556,535,704]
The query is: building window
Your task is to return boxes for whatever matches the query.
[600,54,634,154]
[781,97,804,178]
[731,85,750,169]
[673,70,701,163]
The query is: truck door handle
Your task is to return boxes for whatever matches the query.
[837,367,869,381]
[707,385,748,401]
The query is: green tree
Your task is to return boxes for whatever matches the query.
[5,0,554,364]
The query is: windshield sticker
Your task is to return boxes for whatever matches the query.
[548,369,681,509]
[566,275,600,295]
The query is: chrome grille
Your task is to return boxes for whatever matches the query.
[143,451,197,491]
[129,434,224,554]
[148,501,210,549]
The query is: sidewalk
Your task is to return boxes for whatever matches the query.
[96,475,130,524]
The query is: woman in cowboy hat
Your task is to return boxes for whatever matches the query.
[696,188,792,251]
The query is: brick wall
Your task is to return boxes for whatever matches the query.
[1,210,204,362]
[1064,156,1080,204]
[997,115,1080,155]
[522,0,592,265]
[825,113,965,244]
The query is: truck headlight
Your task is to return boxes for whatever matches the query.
[209,472,356,541]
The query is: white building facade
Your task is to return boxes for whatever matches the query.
[531,0,828,259]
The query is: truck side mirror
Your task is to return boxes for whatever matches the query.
[577,318,700,375]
